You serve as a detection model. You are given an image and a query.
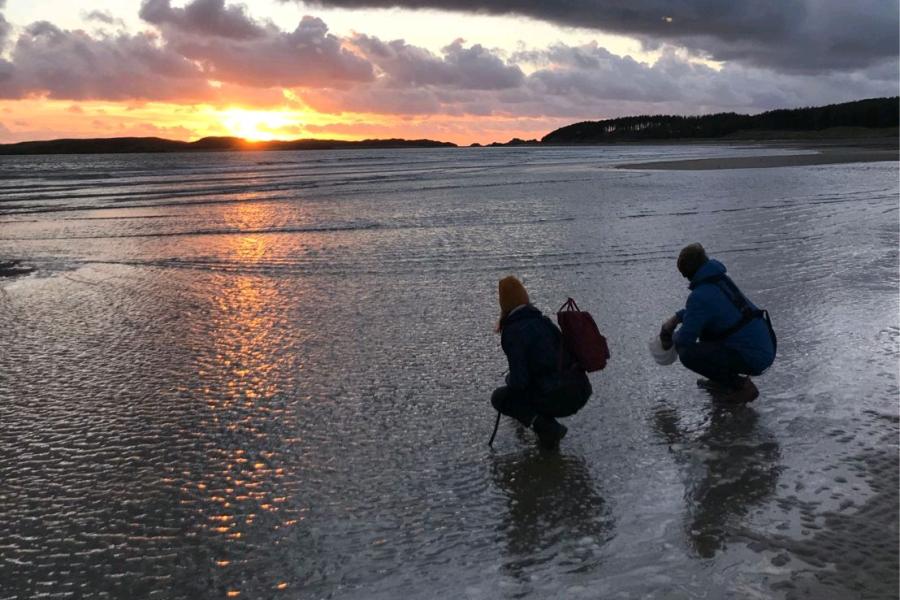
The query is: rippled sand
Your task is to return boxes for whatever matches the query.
[0,147,897,598]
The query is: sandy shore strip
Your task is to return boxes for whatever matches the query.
[617,141,899,170]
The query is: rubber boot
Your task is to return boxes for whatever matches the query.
[721,377,759,404]
[696,378,732,394]
[532,415,567,449]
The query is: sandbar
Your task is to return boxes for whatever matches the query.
[617,140,899,170]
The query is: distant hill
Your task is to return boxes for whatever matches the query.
[2,98,897,153]
[0,136,457,155]
[542,97,900,144]
[485,138,541,147]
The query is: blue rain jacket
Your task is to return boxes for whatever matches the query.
[673,259,775,374]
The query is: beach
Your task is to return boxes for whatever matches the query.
[1,145,897,599]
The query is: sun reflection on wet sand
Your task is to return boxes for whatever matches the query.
[179,201,309,595]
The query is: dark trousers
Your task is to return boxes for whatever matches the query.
[491,373,591,427]
[677,342,752,390]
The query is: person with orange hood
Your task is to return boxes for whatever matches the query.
[491,276,592,448]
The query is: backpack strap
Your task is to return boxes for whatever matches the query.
[548,313,579,373]
[694,274,765,342]
[559,297,579,312]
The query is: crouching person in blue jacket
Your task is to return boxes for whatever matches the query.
[491,276,592,448]
[660,244,776,403]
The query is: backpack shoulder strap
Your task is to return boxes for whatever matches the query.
[550,313,578,373]
[695,275,764,341]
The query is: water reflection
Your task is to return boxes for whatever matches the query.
[169,206,310,596]
[170,267,302,597]
[223,200,273,264]
[492,450,614,580]
[652,403,781,558]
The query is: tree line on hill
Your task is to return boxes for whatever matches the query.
[541,97,899,143]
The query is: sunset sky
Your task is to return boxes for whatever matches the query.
[0,0,897,145]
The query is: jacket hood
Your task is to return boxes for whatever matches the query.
[688,259,727,290]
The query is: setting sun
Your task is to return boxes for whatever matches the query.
[216,108,302,141]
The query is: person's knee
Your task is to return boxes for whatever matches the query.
[676,343,704,374]
[675,343,693,365]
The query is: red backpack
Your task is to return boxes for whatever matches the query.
[557,298,610,372]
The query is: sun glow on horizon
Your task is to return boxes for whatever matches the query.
[0,98,569,146]
[215,108,305,141]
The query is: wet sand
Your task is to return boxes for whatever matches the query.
[617,140,899,170]
[1,148,897,599]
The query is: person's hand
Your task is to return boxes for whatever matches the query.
[659,315,680,350]
[660,315,680,336]
[659,331,674,350]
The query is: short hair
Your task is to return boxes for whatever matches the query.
[677,243,708,279]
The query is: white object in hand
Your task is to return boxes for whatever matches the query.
[648,335,677,366]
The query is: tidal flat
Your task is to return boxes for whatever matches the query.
[1,146,897,599]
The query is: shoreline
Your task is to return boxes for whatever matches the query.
[615,139,899,170]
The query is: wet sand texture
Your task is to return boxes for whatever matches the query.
[0,146,897,599]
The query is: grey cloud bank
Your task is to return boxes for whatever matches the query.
[140,0,268,39]
[0,22,210,101]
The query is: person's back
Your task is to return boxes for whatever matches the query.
[661,243,777,403]
[500,305,573,395]
[491,277,592,448]
[674,258,775,372]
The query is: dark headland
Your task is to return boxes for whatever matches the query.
[537,96,898,170]
[540,97,898,144]
[0,136,456,155]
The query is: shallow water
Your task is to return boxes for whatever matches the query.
[0,146,897,599]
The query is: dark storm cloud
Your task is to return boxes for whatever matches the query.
[140,0,268,39]
[298,0,899,72]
